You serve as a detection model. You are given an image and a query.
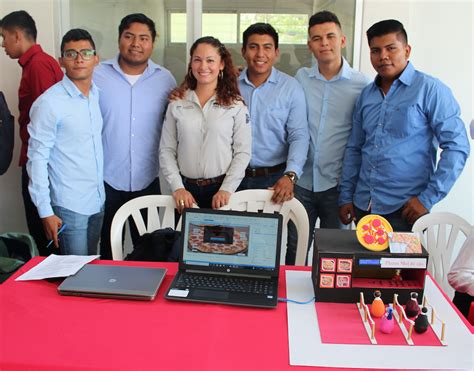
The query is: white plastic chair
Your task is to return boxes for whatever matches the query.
[110,195,182,260]
[412,212,472,296]
[220,189,310,266]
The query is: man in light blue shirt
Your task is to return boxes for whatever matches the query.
[287,11,370,264]
[339,19,470,230]
[94,14,176,259]
[27,29,104,255]
[238,23,309,204]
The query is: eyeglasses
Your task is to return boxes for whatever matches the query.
[62,49,96,60]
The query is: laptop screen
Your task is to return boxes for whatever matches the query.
[180,209,282,275]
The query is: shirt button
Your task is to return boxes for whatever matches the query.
[132,117,136,121]
[131,134,135,137]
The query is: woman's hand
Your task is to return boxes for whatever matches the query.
[212,190,231,209]
[173,188,196,213]
[168,87,185,102]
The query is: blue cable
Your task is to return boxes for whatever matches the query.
[278,296,316,304]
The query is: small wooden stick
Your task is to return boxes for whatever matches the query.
[441,322,446,341]
[407,323,413,340]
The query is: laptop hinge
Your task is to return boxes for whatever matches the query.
[184,268,273,280]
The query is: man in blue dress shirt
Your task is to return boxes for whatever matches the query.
[339,19,470,231]
[238,23,309,204]
[286,11,370,264]
[94,13,177,259]
[27,29,104,255]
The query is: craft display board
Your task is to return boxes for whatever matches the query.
[312,229,429,304]
[286,271,473,370]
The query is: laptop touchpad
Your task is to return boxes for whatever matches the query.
[194,289,229,300]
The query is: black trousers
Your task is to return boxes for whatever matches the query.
[183,181,221,209]
[99,178,161,260]
[21,166,49,256]
[354,206,413,232]
[452,291,474,319]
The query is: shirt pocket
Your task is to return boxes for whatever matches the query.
[385,104,426,138]
[265,106,289,129]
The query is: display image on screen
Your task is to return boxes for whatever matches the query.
[188,223,249,255]
[182,211,280,269]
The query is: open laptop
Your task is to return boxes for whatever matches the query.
[165,208,283,308]
[58,264,167,301]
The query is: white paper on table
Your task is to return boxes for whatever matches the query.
[15,254,100,281]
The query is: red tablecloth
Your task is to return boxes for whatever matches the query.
[2,258,470,370]
[0,258,321,371]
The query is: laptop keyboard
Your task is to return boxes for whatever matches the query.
[175,273,274,295]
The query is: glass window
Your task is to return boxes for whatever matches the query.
[203,13,238,43]
[202,0,358,77]
[67,0,188,83]
[170,13,186,43]
[65,0,358,83]
[240,14,308,45]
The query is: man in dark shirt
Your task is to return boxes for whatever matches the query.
[0,10,63,255]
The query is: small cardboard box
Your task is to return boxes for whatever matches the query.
[312,229,429,304]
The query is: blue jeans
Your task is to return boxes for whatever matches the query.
[53,206,104,255]
[238,172,284,190]
[286,185,341,265]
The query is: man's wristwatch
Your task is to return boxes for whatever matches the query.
[284,171,298,185]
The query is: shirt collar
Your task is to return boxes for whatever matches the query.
[184,89,216,106]
[104,54,161,78]
[62,74,98,98]
[397,61,415,86]
[374,61,415,87]
[309,57,352,81]
[18,44,44,67]
[238,66,278,87]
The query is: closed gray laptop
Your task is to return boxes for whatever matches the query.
[58,264,167,301]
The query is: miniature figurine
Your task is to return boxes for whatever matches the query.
[371,290,385,318]
[414,307,429,333]
[379,306,395,334]
[405,292,420,317]
[392,269,403,281]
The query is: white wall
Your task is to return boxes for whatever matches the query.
[0,0,473,235]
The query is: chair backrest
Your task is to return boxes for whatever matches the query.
[110,195,180,261]
[412,212,472,296]
[220,189,309,266]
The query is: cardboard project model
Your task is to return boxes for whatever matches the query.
[312,229,429,304]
